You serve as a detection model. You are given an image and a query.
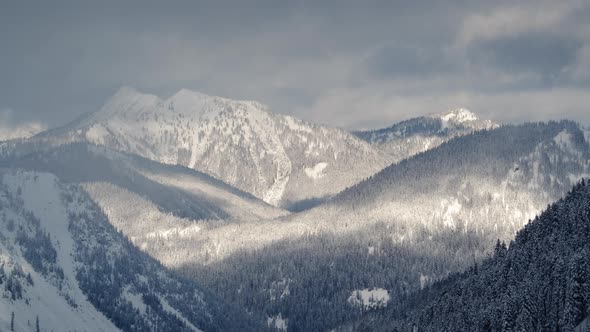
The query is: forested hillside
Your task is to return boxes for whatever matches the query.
[351,179,590,331]
[0,170,264,331]
[174,121,590,331]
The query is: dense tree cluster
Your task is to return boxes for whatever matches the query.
[177,121,590,331]
[354,180,590,331]
[1,264,27,301]
[16,226,63,282]
[68,187,267,332]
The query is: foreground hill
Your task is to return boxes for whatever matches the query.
[0,170,264,331]
[16,87,388,209]
[354,108,498,163]
[352,179,590,331]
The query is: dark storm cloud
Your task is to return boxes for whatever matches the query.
[0,0,589,130]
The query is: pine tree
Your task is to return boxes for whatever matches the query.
[10,311,14,331]
[564,253,588,329]
[501,290,517,332]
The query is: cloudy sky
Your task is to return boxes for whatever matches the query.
[1,0,590,130]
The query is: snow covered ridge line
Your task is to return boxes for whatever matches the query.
[0,122,46,141]
[352,108,499,164]
[17,86,388,209]
[433,107,478,123]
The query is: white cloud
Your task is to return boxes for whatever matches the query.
[0,109,46,141]
[456,1,579,48]
[301,85,590,130]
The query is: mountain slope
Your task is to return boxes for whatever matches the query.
[164,121,590,331]
[354,108,498,163]
[355,179,590,331]
[0,143,290,268]
[327,120,589,238]
[0,169,265,331]
[26,87,388,209]
[1,143,286,222]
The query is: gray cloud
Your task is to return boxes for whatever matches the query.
[0,109,45,140]
[363,44,454,79]
[466,31,582,84]
[1,0,589,130]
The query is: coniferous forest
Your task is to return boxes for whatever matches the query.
[1,3,590,330]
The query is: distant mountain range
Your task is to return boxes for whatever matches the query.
[1,87,589,331]
[176,120,589,331]
[354,107,499,163]
[22,87,388,209]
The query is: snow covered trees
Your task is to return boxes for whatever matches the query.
[358,180,590,331]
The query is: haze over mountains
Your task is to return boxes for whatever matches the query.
[0,87,589,331]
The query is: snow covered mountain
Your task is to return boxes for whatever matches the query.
[0,169,265,332]
[354,108,498,163]
[0,122,45,141]
[29,87,388,209]
[0,142,288,269]
[159,121,590,331]
[2,143,287,223]
[3,87,588,331]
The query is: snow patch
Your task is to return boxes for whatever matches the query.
[123,288,147,315]
[419,273,431,290]
[441,198,462,229]
[304,162,328,180]
[347,288,390,310]
[554,129,578,155]
[159,296,203,332]
[439,108,478,123]
[267,313,288,331]
[85,124,109,145]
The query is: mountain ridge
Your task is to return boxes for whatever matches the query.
[354,107,499,163]
[19,87,389,209]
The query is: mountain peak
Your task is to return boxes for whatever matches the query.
[431,108,478,123]
[169,88,209,101]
